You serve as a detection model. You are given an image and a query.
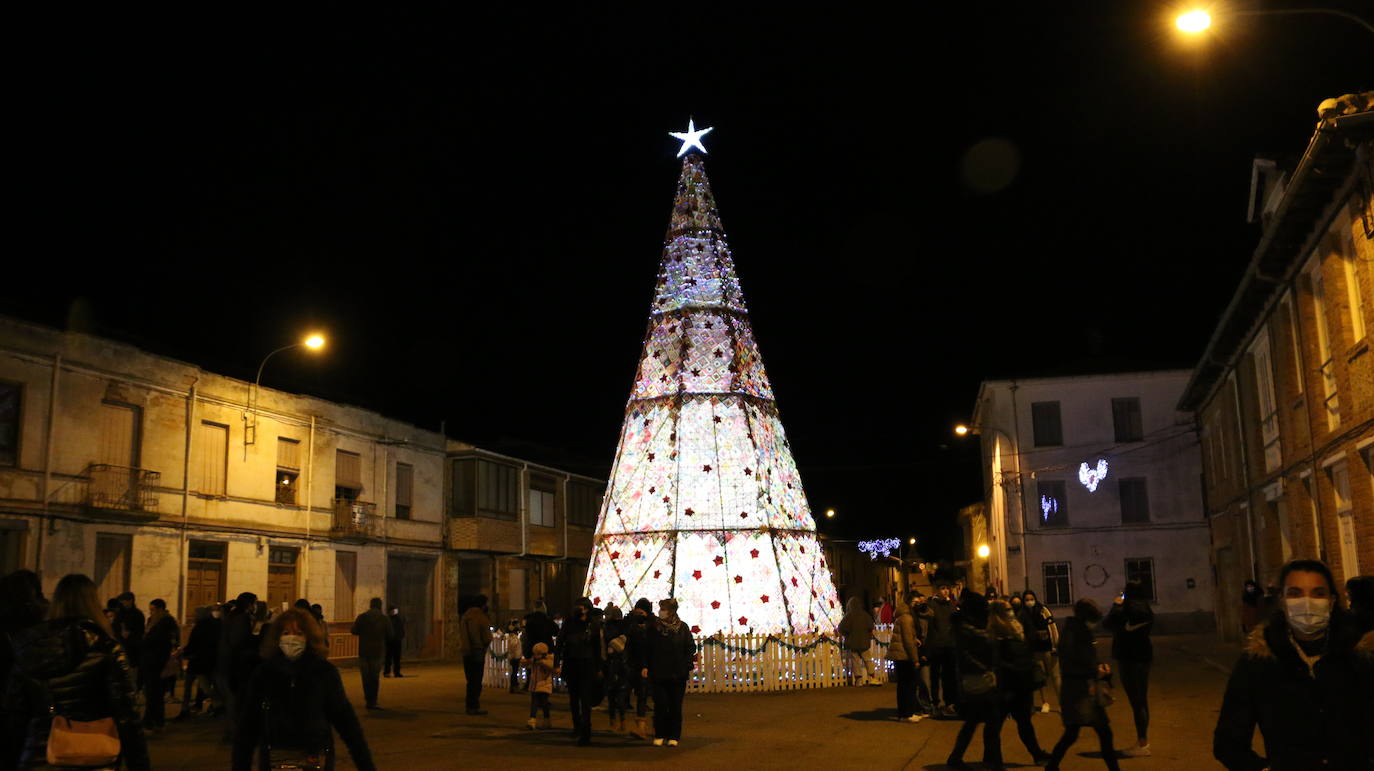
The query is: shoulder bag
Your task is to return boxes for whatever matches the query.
[43,626,122,769]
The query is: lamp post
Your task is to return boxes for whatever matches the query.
[1175,7,1374,37]
[246,334,326,446]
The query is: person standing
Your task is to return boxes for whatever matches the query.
[6,574,150,770]
[1346,575,1374,635]
[602,606,631,733]
[523,642,555,730]
[140,598,179,732]
[624,598,653,739]
[888,595,922,722]
[925,581,959,717]
[216,592,257,742]
[116,592,145,680]
[989,600,1051,765]
[350,598,391,710]
[0,570,48,768]
[384,605,406,678]
[504,619,524,693]
[1213,559,1371,770]
[837,596,875,686]
[1044,599,1120,771]
[645,598,695,747]
[522,600,557,655]
[910,590,935,716]
[1103,580,1153,758]
[946,591,1004,771]
[457,595,493,715]
[234,608,376,771]
[309,603,326,628]
[555,597,604,746]
[1019,590,1060,713]
[1239,579,1262,634]
[176,605,220,720]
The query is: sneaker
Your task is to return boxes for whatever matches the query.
[1039,702,1051,713]
[667,739,679,746]
[904,714,923,723]
[526,718,536,730]
[653,738,665,746]
[1119,744,1151,758]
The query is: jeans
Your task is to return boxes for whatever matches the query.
[915,664,934,713]
[529,691,550,719]
[1117,659,1151,743]
[563,660,597,741]
[651,678,687,741]
[358,656,383,707]
[1047,723,1121,771]
[893,660,917,718]
[927,648,957,708]
[1004,687,1048,758]
[845,649,870,684]
[462,652,485,711]
[384,640,403,676]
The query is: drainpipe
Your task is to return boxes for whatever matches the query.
[179,377,198,621]
[305,416,315,594]
[1227,375,1258,580]
[38,353,60,584]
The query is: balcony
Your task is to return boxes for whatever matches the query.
[84,464,160,518]
[331,498,379,542]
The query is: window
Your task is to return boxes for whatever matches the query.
[1043,562,1072,606]
[1250,331,1282,472]
[1031,401,1062,446]
[1119,477,1150,523]
[334,551,356,621]
[1125,558,1156,601]
[196,421,228,496]
[0,381,19,466]
[1342,233,1367,342]
[267,546,299,612]
[451,458,475,516]
[394,462,413,520]
[507,568,528,611]
[478,460,519,520]
[335,450,362,500]
[567,481,602,527]
[1282,294,1304,394]
[276,438,300,505]
[1309,263,1340,429]
[528,476,556,527]
[1036,480,1068,527]
[1331,461,1361,579]
[1111,397,1143,443]
[94,534,132,604]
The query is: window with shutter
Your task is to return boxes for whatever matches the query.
[1111,397,1143,443]
[395,462,413,520]
[1031,401,1063,446]
[1119,477,1150,523]
[335,450,362,499]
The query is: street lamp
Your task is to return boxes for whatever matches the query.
[954,424,969,437]
[977,544,991,559]
[1174,6,1374,37]
[825,509,836,519]
[908,537,916,546]
[246,333,328,445]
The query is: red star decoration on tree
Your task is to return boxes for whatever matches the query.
[634,550,642,559]
[618,579,626,587]
[692,570,702,581]
[647,453,655,461]
[610,551,620,560]
[615,508,622,515]
[791,577,799,587]
[654,570,662,579]
[743,467,752,475]
[750,549,759,559]
[740,512,749,519]
[711,600,720,610]
[734,575,743,584]
[713,349,723,358]
[760,595,769,603]
[684,507,694,517]
[800,546,806,554]
[702,464,712,472]
[691,369,701,377]
[594,597,601,605]
[738,616,748,626]
[713,555,724,566]
[649,486,656,493]
[712,415,721,423]
[829,600,835,608]
[811,590,817,598]
[663,496,671,503]
[691,625,701,634]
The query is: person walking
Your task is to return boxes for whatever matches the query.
[946,591,1005,771]
[925,581,959,717]
[1213,559,1371,770]
[139,598,179,733]
[602,606,631,733]
[5,573,150,770]
[624,598,653,739]
[888,594,922,723]
[555,597,604,746]
[837,596,875,686]
[384,605,405,678]
[645,598,695,747]
[523,642,555,730]
[457,595,493,715]
[1103,580,1153,758]
[234,608,376,771]
[1044,599,1120,771]
[176,605,220,720]
[350,598,391,710]
[115,592,145,681]
[989,600,1052,765]
[1018,590,1060,713]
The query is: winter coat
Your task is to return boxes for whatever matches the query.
[389,612,406,642]
[140,610,179,679]
[837,598,875,652]
[527,646,556,695]
[1018,603,1057,653]
[953,619,1000,720]
[3,617,150,770]
[887,602,920,663]
[1213,615,1372,771]
[218,607,259,688]
[555,615,604,665]
[925,597,956,651]
[1103,598,1153,662]
[182,616,220,676]
[350,609,392,660]
[232,651,375,771]
[624,611,651,675]
[1056,617,1109,727]
[644,619,696,682]
[994,630,1038,694]
[115,606,144,663]
[602,618,631,708]
[521,610,557,655]
[457,607,493,657]
[879,602,894,625]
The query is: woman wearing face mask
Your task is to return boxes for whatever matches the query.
[1214,559,1372,770]
[645,598,696,747]
[554,597,604,746]
[233,608,375,771]
[1018,590,1059,713]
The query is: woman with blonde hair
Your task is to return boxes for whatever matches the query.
[233,608,375,770]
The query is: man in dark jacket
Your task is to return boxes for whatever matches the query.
[139,598,179,731]
[925,581,959,717]
[522,600,558,654]
[383,606,405,678]
[1103,580,1153,757]
[351,598,392,710]
[1213,559,1372,770]
[216,592,257,741]
[624,597,653,739]
[116,592,145,673]
[555,597,604,746]
[176,605,220,719]
[457,595,493,715]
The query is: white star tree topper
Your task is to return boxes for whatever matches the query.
[669,118,713,157]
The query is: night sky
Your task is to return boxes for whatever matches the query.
[8,4,1371,559]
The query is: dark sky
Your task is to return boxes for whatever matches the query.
[8,4,1371,559]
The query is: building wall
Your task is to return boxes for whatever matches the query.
[973,371,1216,632]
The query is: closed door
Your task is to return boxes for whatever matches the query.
[267,547,298,613]
[93,534,132,603]
[186,541,227,612]
[334,551,357,622]
[386,556,433,658]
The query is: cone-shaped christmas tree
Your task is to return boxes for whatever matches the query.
[583,138,843,635]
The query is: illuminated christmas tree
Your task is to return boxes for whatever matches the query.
[583,122,843,635]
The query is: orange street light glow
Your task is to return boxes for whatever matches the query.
[304,334,326,350]
[1176,10,1211,33]
[954,424,969,436]
[977,544,991,558]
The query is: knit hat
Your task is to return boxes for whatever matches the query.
[634,598,654,613]
[658,598,679,614]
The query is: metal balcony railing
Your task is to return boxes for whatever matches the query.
[87,464,161,513]
[332,498,378,540]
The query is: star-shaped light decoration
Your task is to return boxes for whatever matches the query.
[669,118,714,157]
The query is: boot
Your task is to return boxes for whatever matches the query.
[525,718,536,730]
[631,717,649,739]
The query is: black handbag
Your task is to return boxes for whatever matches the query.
[960,670,997,696]
[261,699,328,771]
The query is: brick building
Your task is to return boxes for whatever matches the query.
[1177,92,1374,641]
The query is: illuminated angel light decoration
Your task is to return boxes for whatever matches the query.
[582,126,843,635]
[858,538,902,560]
[1078,459,1109,492]
[1040,495,1059,521]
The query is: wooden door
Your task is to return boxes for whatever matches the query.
[186,541,227,612]
[386,556,433,657]
[334,551,357,621]
[267,547,298,613]
[93,534,131,604]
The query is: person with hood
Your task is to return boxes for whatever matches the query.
[837,596,875,686]
[602,605,631,733]
[350,598,392,710]
[879,597,895,625]
[624,597,654,739]
[523,641,556,730]
[1213,559,1372,770]
[1103,580,1153,758]
[234,608,375,771]
[384,605,405,678]
[0,570,48,768]
[4,573,150,770]
[888,593,922,722]
[1019,589,1059,713]
[989,600,1052,765]
[925,581,959,717]
[645,598,695,747]
[139,598,179,732]
[458,594,493,715]
[555,597,604,746]
[176,605,220,719]
[946,591,1005,771]
[1239,579,1262,634]
[1044,599,1120,771]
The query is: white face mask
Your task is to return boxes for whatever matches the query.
[1284,596,1332,636]
[279,634,307,661]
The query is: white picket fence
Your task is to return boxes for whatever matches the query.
[483,625,893,694]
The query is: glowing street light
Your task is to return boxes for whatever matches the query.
[1174,6,1373,37]
[304,334,326,350]
[825,509,836,519]
[908,537,917,546]
[1176,9,1211,32]
[977,544,991,559]
[247,332,329,445]
[954,424,969,437]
